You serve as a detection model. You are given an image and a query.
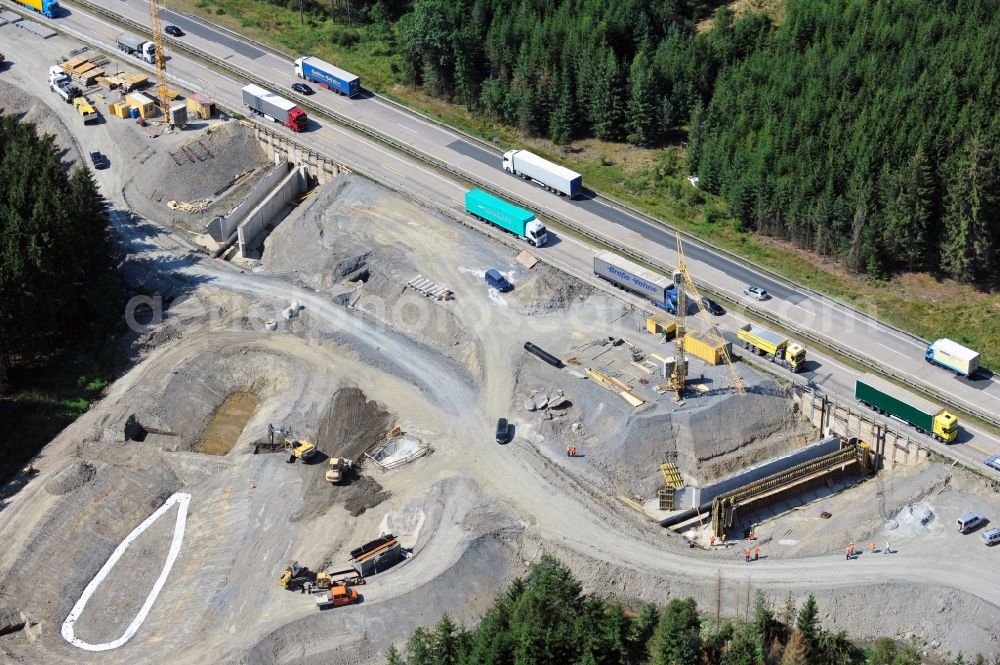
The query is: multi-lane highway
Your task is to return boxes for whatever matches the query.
[9,0,1000,470]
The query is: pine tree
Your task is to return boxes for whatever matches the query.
[432,614,459,665]
[386,645,406,665]
[626,44,659,147]
[627,604,659,664]
[648,598,702,665]
[721,626,757,665]
[550,75,576,146]
[405,627,433,665]
[795,595,820,654]
[591,46,626,141]
[883,148,935,272]
[940,135,998,282]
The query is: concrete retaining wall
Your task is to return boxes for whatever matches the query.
[793,385,930,470]
[216,157,290,240]
[237,166,308,256]
[679,435,842,510]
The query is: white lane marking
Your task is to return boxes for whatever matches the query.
[396,123,418,134]
[62,492,191,651]
[878,342,909,358]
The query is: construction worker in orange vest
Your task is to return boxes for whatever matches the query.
[744,548,751,562]
[754,544,760,561]
[709,534,716,547]
[870,541,876,554]
[844,546,851,560]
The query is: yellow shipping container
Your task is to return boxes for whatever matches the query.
[109,102,132,119]
[124,92,156,118]
[684,330,727,365]
[645,315,677,340]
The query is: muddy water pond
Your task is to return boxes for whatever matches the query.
[194,392,259,455]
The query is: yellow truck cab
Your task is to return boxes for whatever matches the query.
[933,410,959,442]
[737,324,806,372]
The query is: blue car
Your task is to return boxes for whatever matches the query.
[485,269,512,292]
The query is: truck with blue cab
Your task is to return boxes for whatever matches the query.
[14,0,59,18]
[294,57,360,97]
[593,251,678,313]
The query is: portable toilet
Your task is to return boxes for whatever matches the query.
[129,106,140,119]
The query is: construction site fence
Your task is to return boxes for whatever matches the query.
[59,0,1000,431]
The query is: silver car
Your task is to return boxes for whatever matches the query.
[744,286,769,300]
[985,455,1000,472]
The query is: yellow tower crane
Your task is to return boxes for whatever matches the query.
[148,0,173,125]
[668,232,746,398]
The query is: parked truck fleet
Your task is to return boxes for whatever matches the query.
[855,373,958,443]
[502,149,583,198]
[593,251,679,314]
[116,33,156,64]
[294,57,360,97]
[464,189,548,246]
[241,84,308,132]
[13,0,59,18]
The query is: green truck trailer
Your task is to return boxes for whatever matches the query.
[855,373,958,443]
[464,189,549,246]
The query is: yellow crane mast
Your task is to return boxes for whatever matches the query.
[148,0,172,124]
[670,232,746,398]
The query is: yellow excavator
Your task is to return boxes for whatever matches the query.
[268,424,316,463]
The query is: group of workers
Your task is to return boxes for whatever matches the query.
[845,541,891,559]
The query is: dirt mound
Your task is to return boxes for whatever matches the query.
[514,264,592,315]
[291,387,393,522]
[124,121,269,230]
[260,175,408,293]
[44,461,96,496]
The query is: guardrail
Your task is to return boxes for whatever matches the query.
[56,0,1000,432]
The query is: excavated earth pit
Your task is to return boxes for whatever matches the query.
[193,392,259,456]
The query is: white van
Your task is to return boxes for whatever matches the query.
[981,528,1000,546]
[957,512,985,533]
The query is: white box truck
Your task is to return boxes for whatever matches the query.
[502,149,582,198]
[925,339,980,376]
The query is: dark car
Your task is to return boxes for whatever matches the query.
[700,296,724,316]
[495,417,509,444]
[89,150,108,170]
[485,269,512,292]
[291,82,314,95]
[164,25,184,37]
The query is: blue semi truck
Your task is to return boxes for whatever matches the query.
[593,251,678,313]
[294,56,360,97]
[465,189,548,246]
[14,0,59,17]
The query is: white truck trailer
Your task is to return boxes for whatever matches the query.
[502,149,582,198]
[925,339,980,377]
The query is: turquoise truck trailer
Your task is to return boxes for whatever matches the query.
[464,189,548,246]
